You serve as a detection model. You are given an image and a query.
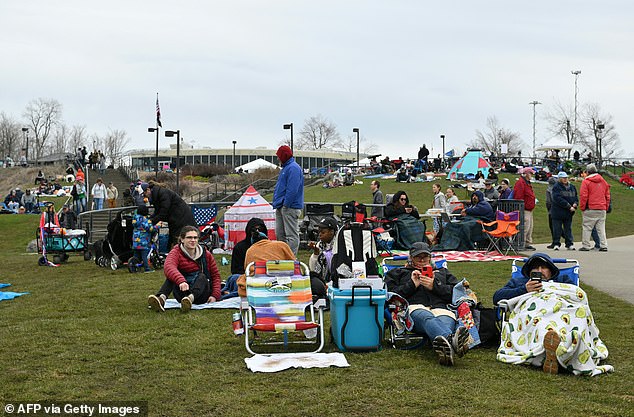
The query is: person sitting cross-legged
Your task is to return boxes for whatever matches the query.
[384,242,470,366]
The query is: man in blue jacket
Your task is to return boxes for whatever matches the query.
[549,172,578,250]
[461,190,494,222]
[272,145,304,255]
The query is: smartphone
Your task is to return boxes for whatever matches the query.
[420,265,434,278]
[530,271,543,281]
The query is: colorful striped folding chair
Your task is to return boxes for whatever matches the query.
[241,260,326,355]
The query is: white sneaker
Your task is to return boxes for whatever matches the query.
[148,295,165,312]
[180,295,193,312]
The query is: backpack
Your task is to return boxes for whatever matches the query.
[341,201,367,223]
[330,222,379,288]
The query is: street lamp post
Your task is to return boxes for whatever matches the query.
[529,100,542,162]
[232,140,237,169]
[352,128,360,169]
[440,134,445,170]
[596,122,605,169]
[571,70,581,144]
[148,127,159,179]
[21,127,29,163]
[165,130,181,194]
[283,123,294,152]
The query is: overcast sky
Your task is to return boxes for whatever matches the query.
[2,1,633,160]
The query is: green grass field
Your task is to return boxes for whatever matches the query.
[1,176,633,417]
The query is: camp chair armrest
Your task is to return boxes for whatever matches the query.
[240,299,249,310]
[478,220,497,227]
[313,298,327,310]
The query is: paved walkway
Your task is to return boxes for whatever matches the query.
[532,235,634,304]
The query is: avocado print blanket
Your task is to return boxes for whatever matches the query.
[497,282,613,376]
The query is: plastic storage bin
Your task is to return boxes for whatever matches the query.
[328,285,386,352]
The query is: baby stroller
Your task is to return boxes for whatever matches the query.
[93,208,136,270]
[127,230,166,273]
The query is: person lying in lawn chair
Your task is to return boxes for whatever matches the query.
[493,253,613,376]
[384,242,470,366]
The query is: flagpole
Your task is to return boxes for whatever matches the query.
[155,92,160,179]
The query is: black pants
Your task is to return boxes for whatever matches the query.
[156,272,211,304]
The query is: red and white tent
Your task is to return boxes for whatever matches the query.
[224,185,276,251]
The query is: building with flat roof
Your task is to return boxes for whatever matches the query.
[128,146,364,172]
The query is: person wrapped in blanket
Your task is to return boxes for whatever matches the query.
[384,242,470,366]
[460,190,494,222]
[493,253,613,376]
[147,226,221,313]
[384,190,420,219]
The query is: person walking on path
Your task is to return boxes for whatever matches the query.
[106,182,118,208]
[549,172,578,250]
[91,178,107,210]
[513,167,536,250]
[272,145,304,255]
[579,164,610,252]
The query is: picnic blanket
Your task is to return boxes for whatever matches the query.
[244,352,349,373]
[497,282,613,376]
[0,283,29,302]
[163,297,240,310]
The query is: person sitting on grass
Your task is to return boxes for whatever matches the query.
[132,205,158,273]
[148,226,221,312]
[384,242,470,366]
[493,253,613,376]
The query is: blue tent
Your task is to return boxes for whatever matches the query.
[446,150,492,180]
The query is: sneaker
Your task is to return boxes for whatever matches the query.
[579,247,590,252]
[524,245,536,251]
[148,295,165,312]
[451,326,470,357]
[553,245,560,251]
[546,244,556,249]
[180,295,193,312]
[432,335,454,366]
[144,269,155,273]
[543,329,560,374]
[566,246,575,251]
[599,247,608,252]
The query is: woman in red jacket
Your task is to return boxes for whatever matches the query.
[513,167,536,250]
[148,226,221,312]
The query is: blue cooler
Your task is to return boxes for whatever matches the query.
[328,285,386,352]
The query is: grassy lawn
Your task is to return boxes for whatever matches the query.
[1,176,633,417]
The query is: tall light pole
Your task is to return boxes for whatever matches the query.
[232,140,237,169]
[440,134,445,169]
[352,128,360,169]
[283,123,294,152]
[571,70,581,144]
[21,127,29,162]
[529,101,541,161]
[596,122,605,169]
[148,127,159,179]
[165,130,181,195]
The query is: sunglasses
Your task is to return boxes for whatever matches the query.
[399,197,407,201]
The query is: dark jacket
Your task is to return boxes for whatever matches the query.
[384,265,458,309]
[551,181,578,220]
[464,191,494,221]
[230,217,266,275]
[148,185,195,234]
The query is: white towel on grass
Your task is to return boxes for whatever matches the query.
[163,297,240,310]
[245,352,349,373]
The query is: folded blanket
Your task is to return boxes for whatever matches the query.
[497,282,613,376]
[245,352,349,373]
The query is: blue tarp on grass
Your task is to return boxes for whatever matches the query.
[0,283,28,301]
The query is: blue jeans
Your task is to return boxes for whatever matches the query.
[410,308,457,340]
[591,227,600,249]
[75,197,86,214]
[135,248,150,271]
[94,198,104,210]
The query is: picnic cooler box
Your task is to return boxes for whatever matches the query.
[328,285,386,352]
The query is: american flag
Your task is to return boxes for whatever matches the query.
[156,93,162,128]
[192,205,217,227]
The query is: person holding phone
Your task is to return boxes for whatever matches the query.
[384,242,470,366]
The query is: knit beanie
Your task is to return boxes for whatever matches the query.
[276,145,293,164]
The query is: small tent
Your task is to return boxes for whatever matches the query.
[446,150,492,180]
[235,158,279,173]
[223,185,276,252]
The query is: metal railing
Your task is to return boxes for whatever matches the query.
[188,178,278,203]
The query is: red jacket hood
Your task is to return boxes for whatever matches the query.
[585,173,605,183]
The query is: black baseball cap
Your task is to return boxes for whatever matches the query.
[318,217,338,230]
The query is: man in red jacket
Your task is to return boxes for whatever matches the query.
[579,164,611,252]
[513,167,536,250]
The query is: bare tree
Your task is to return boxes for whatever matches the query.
[580,103,621,167]
[69,125,88,153]
[296,114,342,150]
[52,123,69,155]
[23,98,63,163]
[544,101,584,158]
[102,128,130,167]
[471,116,524,156]
[0,112,22,161]
[341,133,378,155]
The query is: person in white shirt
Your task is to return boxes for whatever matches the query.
[91,178,107,210]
